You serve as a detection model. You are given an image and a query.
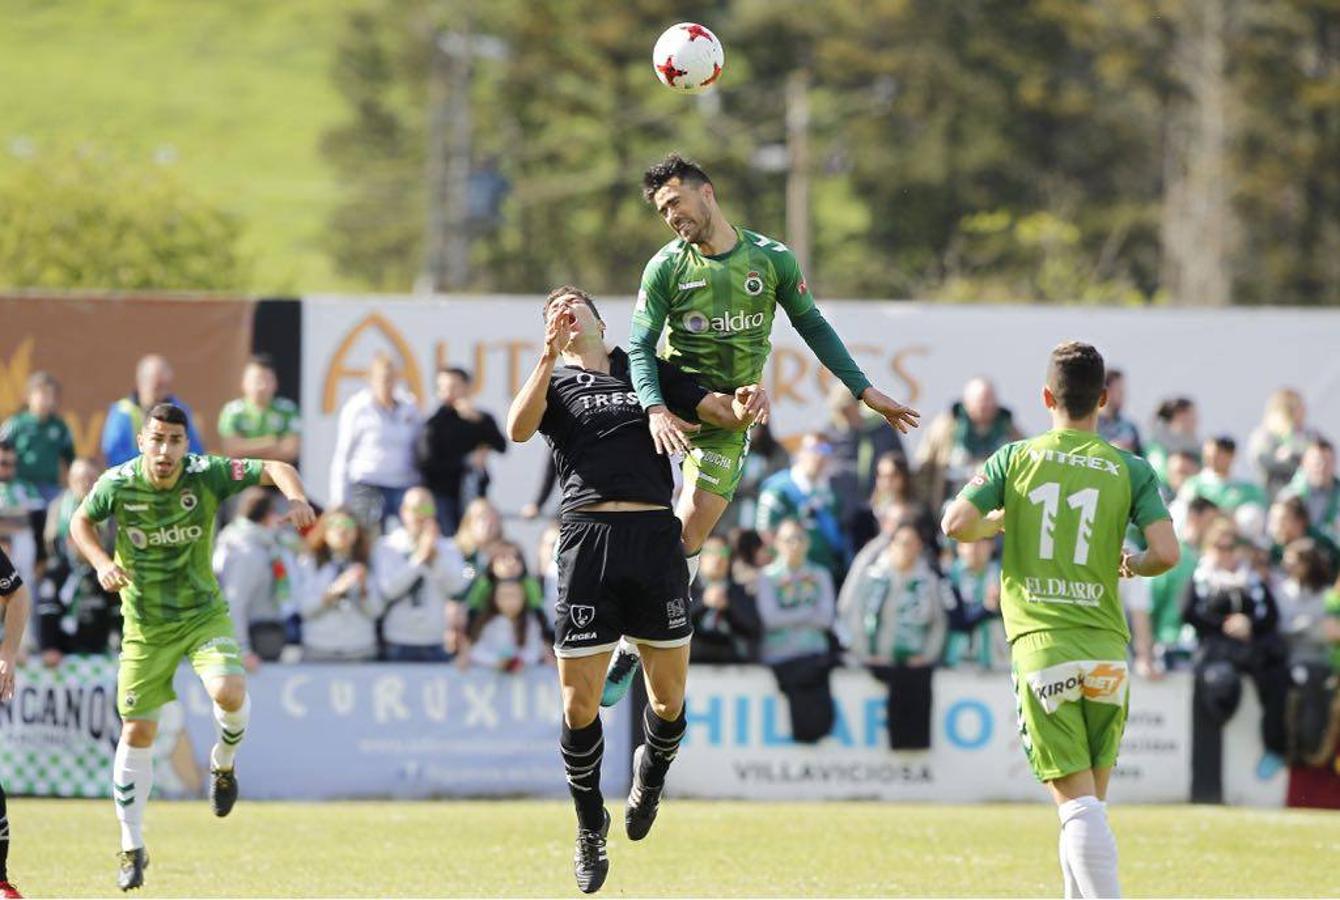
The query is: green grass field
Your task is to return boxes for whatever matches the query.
[9,799,1339,897]
[0,0,357,292]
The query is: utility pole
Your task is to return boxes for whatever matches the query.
[785,67,812,281]
[420,24,496,295]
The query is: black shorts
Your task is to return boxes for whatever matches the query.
[553,509,692,658]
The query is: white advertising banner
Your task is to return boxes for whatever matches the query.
[672,666,1192,804]
[301,297,1340,514]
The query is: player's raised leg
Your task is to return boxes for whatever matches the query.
[625,641,689,841]
[557,650,614,894]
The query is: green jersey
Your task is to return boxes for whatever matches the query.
[0,411,75,486]
[217,396,301,440]
[82,454,263,627]
[629,226,871,408]
[960,429,1169,645]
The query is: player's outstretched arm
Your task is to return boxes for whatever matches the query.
[260,460,316,529]
[941,499,1005,544]
[1120,520,1180,578]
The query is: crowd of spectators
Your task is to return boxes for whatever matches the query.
[3,351,1340,771]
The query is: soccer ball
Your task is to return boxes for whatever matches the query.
[652,23,724,93]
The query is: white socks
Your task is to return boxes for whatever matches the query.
[1060,829,1082,899]
[113,742,154,851]
[1057,796,1121,899]
[210,694,251,771]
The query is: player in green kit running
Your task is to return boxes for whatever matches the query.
[942,342,1180,899]
[601,153,921,703]
[69,404,316,892]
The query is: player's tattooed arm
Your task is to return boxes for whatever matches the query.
[941,499,1005,544]
[260,460,316,528]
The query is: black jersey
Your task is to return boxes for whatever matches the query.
[0,545,21,598]
[539,347,709,515]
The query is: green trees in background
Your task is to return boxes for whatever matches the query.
[323,0,1340,305]
[0,151,250,291]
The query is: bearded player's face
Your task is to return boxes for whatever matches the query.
[137,420,188,478]
[654,178,711,244]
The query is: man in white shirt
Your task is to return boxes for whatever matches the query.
[329,353,423,532]
[372,487,469,661]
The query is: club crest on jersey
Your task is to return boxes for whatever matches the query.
[570,605,595,628]
[123,690,138,709]
[743,271,764,296]
[683,311,710,334]
[179,490,198,511]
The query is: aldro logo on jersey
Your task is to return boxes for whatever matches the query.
[126,523,205,550]
[682,309,766,336]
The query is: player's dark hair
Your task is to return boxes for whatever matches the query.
[246,353,276,372]
[1046,342,1106,419]
[642,152,712,203]
[544,285,602,323]
[146,403,189,430]
[437,365,472,384]
[237,487,275,524]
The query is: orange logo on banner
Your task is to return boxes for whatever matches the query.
[1082,663,1126,701]
[322,313,425,414]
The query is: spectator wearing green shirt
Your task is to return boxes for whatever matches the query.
[1177,435,1269,519]
[1149,496,1220,671]
[756,433,848,585]
[217,356,301,464]
[0,440,44,588]
[1280,440,1340,543]
[0,372,75,504]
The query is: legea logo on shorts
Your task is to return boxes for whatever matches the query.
[128,523,204,549]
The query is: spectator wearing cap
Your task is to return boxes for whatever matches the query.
[1,371,75,504]
[1280,440,1340,542]
[1248,388,1318,498]
[218,355,302,464]
[329,352,423,533]
[1177,436,1269,517]
[101,353,205,467]
[1097,368,1143,454]
[825,382,903,523]
[1146,397,1200,485]
[756,432,849,585]
[915,377,1023,512]
[416,366,507,535]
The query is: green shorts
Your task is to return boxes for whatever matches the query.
[1011,629,1130,783]
[118,606,245,719]
[683,427,750,501]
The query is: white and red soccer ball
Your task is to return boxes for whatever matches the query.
[652,22,724,94]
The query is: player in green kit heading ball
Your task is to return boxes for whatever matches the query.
[942,342,1180,899]
[600,153,921,704]
[70,404,316,892]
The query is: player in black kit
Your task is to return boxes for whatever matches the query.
[0,545,31,899]
[507,285,764,894]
